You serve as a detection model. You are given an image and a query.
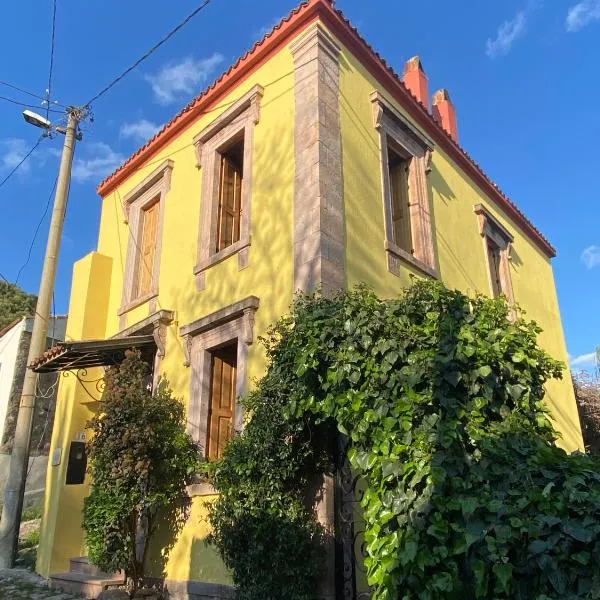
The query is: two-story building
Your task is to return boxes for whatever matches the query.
[35,0,583,597]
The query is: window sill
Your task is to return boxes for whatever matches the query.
[385,240,438,279]
[117,289,158,316]
[194,237,250,275]
[186,477,217,497]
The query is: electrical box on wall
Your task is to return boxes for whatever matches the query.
[65,441,87,485]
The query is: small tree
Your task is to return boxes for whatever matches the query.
[83,350,200,591]
[0,281,36,330]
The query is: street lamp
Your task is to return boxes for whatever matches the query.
[22,109,52,130]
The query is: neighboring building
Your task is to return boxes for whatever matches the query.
[0,316,67,452]
[0,316,66,508]
[35,0,583,597]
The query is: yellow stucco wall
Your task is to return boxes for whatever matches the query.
[38,44,297,582]
[38,19,582,586]
[37,252,112,576]
[337,39,583,452]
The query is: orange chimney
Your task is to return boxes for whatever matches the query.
[403,56,428,108]
[432,89,458,141]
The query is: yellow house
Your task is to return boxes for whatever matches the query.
[35,0,583,597]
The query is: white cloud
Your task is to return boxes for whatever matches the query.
[581,245,600,269]
[120,119,161,143]
[0,138,33,175]
[72,142,125,183]
[144,54,224,105]
[566,0,600,31]
[486,10,527,57]
[570,352,598,368]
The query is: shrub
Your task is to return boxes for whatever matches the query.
[209,280,600,599]
[83,350,200,589]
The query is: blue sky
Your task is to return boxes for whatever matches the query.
[0,0,598,372]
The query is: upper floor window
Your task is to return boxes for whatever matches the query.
[216,138,244,253]
[193,85,263,291]
[474,204,514,302]
[119,160,173,314]
[135,198,160,298]
[388,145,412,254]
[371,92,437,278]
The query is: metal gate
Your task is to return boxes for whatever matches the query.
[334,434,372,599]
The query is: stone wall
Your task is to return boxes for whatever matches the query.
[0,452,48,508]
[1,331,59,454]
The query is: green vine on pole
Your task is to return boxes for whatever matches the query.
[208,280,600,599]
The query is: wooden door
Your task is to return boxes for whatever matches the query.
[207,344,237,460]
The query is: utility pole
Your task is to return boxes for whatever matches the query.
[0,107,83,568]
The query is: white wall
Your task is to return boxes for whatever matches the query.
[0,319,25,444]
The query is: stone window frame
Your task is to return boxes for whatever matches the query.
[474,204,515,304]
[371,91,437,279]
[118,160,173,315]
[193,85,264,290]
[114,308,174,386]
[179,296,259,471]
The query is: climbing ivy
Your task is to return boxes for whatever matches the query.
[208,281,600,599]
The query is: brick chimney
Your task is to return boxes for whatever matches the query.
[403,56,428,108]
[432,89,458,141]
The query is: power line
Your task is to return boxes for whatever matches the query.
[85,0,212,107]
[0,272,9,284]
[46,0,58,120]
[15,175,59,286]
[0,137,45,191]
[0,94,62,114]
[0,80,65,109]
[0,81,46,102]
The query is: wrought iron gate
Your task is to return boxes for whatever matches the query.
[334,434,372,600]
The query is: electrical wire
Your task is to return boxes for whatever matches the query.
[0,136,45,191]
[0,94,62,114]
[46,0,58,120]
[0,81,47,102]
[0,271,10,284]
[85,0,213,106]
[15,175,59,285]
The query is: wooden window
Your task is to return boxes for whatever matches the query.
[206,343,237,460]
[487,240,503,298]
[216,140,243,253]
[135,199,159,299]
[388,146,412,254]
[474,205,514,304]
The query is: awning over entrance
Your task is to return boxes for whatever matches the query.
[30,335,156,373]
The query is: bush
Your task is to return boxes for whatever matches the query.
[208,280,600,599]
[83,350,200,589]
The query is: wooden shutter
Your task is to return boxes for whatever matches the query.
[207,345,237,460]
[487,241,502,297]
[216,155,242,252]
[389,159,412,253]
[136,199,159,298]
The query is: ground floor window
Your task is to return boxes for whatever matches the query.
[179,296,259,461]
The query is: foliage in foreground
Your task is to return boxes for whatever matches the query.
[208,280,600,599]
[0,281,36,331]
[573,372,600,454]
[83,350,199,588]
